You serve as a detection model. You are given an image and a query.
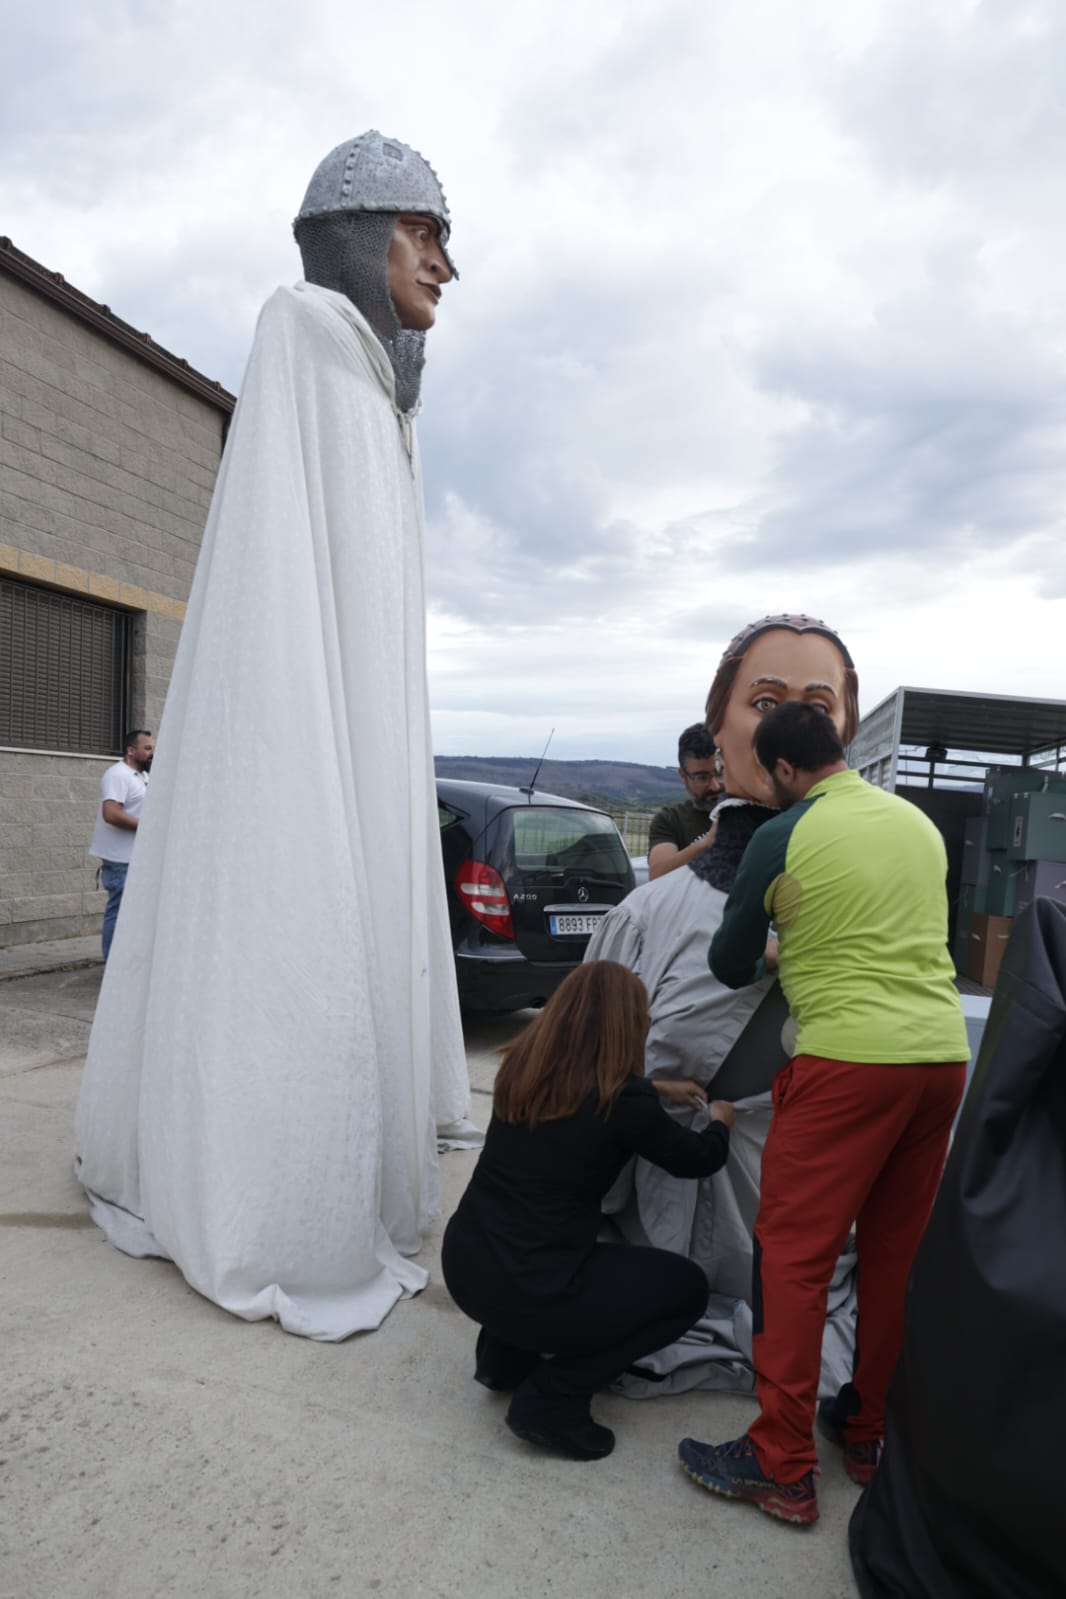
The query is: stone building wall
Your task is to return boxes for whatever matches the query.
[0,252,234,946]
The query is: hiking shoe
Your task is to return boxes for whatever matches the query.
[839,1439,882,1487]
[678,1434,819,1526]
[816,1399,883,1486]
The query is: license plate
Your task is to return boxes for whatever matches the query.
[549,913,604,936]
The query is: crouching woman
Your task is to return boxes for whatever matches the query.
[442,960,735,1461]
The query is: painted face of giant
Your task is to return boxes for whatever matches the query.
[712,630,850,805]
[387,212,453,330]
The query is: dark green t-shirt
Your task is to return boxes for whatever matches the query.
[648,799,713,854]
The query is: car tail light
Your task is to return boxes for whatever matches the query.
[455,860,515,940]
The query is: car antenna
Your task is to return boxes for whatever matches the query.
[520,728,555,798]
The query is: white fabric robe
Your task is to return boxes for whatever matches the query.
[75,283,474,1340]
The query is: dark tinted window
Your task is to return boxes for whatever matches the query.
[511,807,631,878]
[0,575,129,755]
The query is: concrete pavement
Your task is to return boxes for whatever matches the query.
[0,953,860,1599]
[0,933,101,983]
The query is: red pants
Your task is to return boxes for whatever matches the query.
[748,1053,966,1484]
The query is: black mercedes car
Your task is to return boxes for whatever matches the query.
[436,777,636,1012]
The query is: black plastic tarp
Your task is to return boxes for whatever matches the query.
[850,897,1066,1599]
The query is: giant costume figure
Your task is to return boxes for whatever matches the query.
[585,615,861,1395]
[75,132,476,1340]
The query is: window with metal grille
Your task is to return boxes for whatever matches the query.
[0,575,130,755]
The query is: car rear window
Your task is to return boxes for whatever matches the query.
[510,807,631,879]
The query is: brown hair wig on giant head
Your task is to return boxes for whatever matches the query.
[492,961,649,1128]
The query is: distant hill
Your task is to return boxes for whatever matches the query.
[434,755,680,807]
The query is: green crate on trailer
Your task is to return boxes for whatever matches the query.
[960,815,991,888]
[986,795,1011,850]
[1006,792,1066,863]
[983,770,1066,804]
[985,771,1066,849]
[957,882,989,920]
[986,856,1021,916]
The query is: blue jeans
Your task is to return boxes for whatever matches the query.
[100,860,129,960]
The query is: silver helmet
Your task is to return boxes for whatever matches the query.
[294,130,457,277]
[293,131,457,413]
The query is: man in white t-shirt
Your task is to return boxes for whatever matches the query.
[89,729,154,959]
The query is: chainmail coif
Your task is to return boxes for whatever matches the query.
[294,211,426,414]
[687,798,778,893]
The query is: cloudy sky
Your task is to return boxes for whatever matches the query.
[5,0,1066,762]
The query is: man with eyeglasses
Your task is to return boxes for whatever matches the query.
[647,723,724,880]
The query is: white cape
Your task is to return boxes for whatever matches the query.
[75,283,476,1340]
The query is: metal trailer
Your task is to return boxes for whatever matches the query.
[850,687,1066,1008]
[849,686,1066,796]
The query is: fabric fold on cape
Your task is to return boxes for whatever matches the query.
[75,282,475,1341]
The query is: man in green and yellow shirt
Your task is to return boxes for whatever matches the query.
[679,700,968,1527]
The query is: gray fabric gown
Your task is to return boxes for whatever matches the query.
[585,861,857,1397]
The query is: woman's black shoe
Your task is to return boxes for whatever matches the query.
[475,1370,511,1391]
[505,1411,616,1460]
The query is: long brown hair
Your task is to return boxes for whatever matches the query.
[492,961,649,1127]
[705,615,860,745]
